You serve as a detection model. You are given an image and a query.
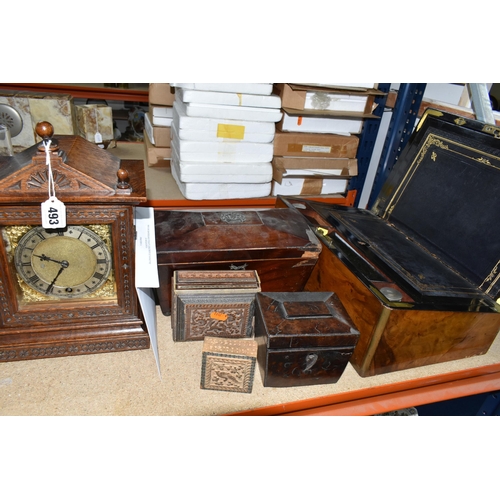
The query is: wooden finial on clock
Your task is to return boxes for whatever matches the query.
[116,167,132,194]
[36,121,59,152]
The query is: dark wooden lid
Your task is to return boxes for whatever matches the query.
[255,292,360,349]
[155,208,322,264]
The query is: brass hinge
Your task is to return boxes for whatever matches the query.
[316,227,333,245]
[482,124,500,139]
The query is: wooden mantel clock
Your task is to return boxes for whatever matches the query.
[0,122,150,362]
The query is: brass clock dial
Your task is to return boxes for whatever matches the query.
[14,225,113,298]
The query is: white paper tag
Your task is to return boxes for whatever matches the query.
[41,196,67,229]
[94,132,103,143]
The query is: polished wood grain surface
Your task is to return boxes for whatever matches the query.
[306,243,500,377]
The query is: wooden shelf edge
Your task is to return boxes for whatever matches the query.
[0,83,149,103]
[228,361,500,416]
[142,190,357,210]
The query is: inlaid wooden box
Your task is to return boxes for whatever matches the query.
[254,291,360,387]
[201,336,258,393]
[171,270,261,341]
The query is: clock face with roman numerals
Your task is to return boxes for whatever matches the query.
[14,225,113,299]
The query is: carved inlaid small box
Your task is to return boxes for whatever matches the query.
[201,336,258,393]
[171,270,261,342]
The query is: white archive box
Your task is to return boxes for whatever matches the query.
[302,92,369,112]
[272,156,358,181]
[279,111,363,135]
[173,100,275,143]
[151,106,173,127]
[171,121,274,163]
[170,83,273,95]
[171,145,272,184]
[170,155,272,200]
[176,88,281,109]
[175,98,282,123]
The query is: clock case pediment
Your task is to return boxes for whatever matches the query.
[0,135,146,203]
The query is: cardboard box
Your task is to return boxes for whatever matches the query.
[272,156,355,195]
[274,83,384,117]
[144,112,171,147]
[149,83,175,106]
[75,104,113,143]
[272,156,358,183]
[144,128,171,167]
[273,131,359,158]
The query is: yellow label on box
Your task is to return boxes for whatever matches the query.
[210,311,228,321]
[217,123,245,140]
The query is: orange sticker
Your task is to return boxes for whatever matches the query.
[210,311,228,321]
[297,116,303,126]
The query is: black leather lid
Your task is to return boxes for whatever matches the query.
[371,109,500,300]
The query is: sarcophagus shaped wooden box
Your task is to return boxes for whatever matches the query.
[254,291,360,387]
[155,208,322,316]
[278,109,500,377]
[171,270,261,341]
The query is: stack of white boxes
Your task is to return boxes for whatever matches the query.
[169,83,282,200]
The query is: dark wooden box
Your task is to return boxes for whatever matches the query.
[254,291,360,387]
[278,109,500,377]
[155,208,322,316]
[171,270,261,341]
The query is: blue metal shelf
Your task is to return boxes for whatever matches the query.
[367,83,427,208]
[347,83,390,207]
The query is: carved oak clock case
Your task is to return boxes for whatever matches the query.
[0,123,150,362]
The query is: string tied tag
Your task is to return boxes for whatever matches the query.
[41,139,66,229]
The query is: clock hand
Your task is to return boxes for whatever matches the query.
[34,254,69,268]
[46,265,67,294]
